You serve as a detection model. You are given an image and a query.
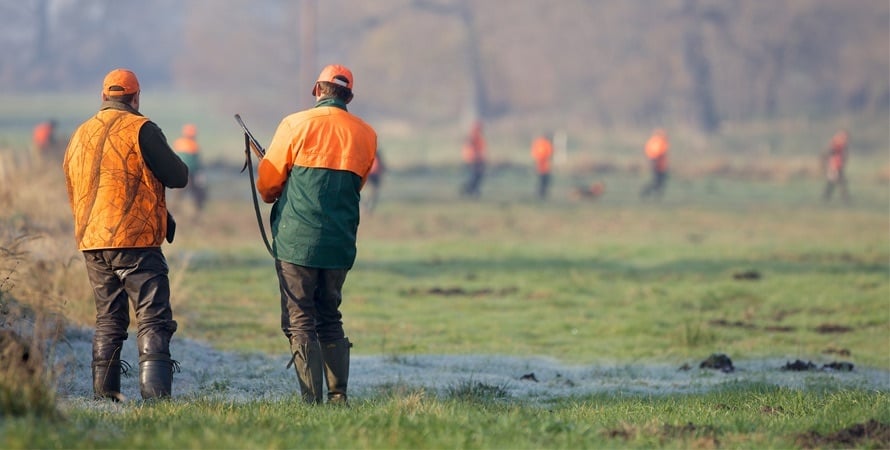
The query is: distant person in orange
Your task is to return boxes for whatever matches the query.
[640,128,669,199]
[821,129,850,203]
[364,150,385,213]
[172,123,207,211]
[530,133,554,199]
[460,120,486,198]
[32,119,58,160]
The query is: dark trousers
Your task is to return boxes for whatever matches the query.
[641,170,668,198]
[275,260,348,345]
[83,248,177,361]
[823,170,850,202]
[537,173,551,199]
[461,162,485,197]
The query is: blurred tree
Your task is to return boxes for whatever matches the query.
[681,0,720,133]
[0,0,885,130]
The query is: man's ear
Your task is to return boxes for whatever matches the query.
[131,91,140,110]
[345,92,354,104]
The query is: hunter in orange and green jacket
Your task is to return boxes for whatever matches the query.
[256,64,376,406]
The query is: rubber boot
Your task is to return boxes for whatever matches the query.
[92,359,125,402]
[321,338,351,405]
[290,340,324,404]
[139,354,174,400]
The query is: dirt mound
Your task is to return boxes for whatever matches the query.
[781,359,854,372]
[699,353,734,373]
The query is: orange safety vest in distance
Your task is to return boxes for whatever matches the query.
[531,137,553,174]
[462,129,486,164]
[64,110,167,250]
[172,136,199,154]
[828,139,847,171]
[33,122,53,149]
[644,135,669,173]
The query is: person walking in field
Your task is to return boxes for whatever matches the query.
[63,68,189,401]
[256,64,377,405]
[640,128,669,199]
[32,119,59,161]
[172,123,208,212]
[460,120,486,198]
[530,133,554,199]
[821,129,851,203]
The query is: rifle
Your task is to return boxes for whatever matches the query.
[235,113,266,171]
[234,114,273,256]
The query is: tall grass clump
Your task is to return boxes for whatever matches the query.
[0,242,60,418]
[0,150,87,418]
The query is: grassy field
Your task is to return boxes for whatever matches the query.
[0,99,888,448]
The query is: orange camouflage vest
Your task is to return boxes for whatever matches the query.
[64,109,167,250]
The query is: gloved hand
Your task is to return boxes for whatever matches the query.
[166,212,176,243]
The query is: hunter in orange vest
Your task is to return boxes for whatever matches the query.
[640,128,670,199]
[172,123,207,211]
[531,133,554,199]
[822,129,851,203]
[32,119,58,160]
[64,68,188,401]
[460,120,486,198]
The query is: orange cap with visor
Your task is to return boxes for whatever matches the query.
[312,64,353,96]
[103,68,140,97]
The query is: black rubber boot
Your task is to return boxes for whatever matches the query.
[289,340,323,404]
[92,359,126,402]
[321,337,351,405]
[139,354,174,400]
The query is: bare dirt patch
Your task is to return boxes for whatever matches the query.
[401,286,518,297]
[814,323,853,334]
[796,419,890,449]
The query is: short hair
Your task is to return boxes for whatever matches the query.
[106,93,136,103]
[316,81,353,102]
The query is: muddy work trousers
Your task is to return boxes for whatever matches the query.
[83,248,177,365]
[275,260,348,345]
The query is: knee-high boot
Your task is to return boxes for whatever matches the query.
[321,337,351,404]
[137,333,176,400]
[92,343,127,401]
[92,358,127,401]
[139,354,174,400]
[289,339,323,404]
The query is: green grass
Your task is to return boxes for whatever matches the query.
[0,100,888,447]
[161,168,889,372]
[2,386,887,449]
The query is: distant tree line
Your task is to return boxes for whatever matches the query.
[1,0,887,132]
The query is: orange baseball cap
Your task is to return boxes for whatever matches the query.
[312,64,353,96]
[182,123,197,137]
[103,68,140,96]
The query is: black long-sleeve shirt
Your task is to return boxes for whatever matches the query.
[100,100,189,189]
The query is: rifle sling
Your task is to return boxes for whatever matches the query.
[244,133,274,257]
